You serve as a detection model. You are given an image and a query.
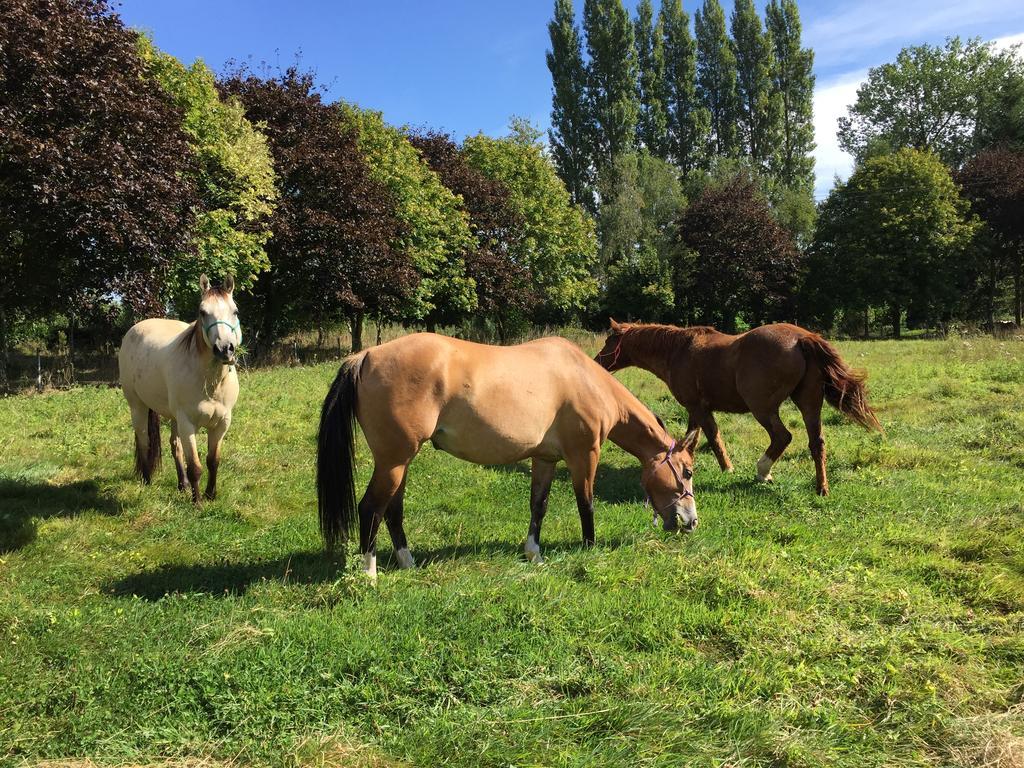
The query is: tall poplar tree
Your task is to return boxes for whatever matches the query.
[766,0,815,193]
[695,0,740,159]
[730,0,779,171]
[660,0,707,171]
[635,0,669,158]
[547,0,595,212]
[583,0,639,173]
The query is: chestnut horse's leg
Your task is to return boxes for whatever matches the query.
[751,410,792,483]
[689,408,732,472]
[358,463,408,578]
[565,448,599,548]
[169,420,187,491]
[383,470,414,569]
[792,374,829,496]
[525,459,556,563]
[204,418,230,501]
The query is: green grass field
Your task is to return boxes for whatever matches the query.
[1,336,1022,767]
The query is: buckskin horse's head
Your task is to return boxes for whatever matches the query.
[198,274,240,365]
[643,428,700,533]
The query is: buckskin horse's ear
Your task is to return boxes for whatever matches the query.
[609,317,623,333]
[681,428,700,456]
[223,274,235,294]
[199,274,210,293]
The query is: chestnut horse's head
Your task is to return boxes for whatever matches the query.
[198,274,240,365]
[642,428,700,533]
[595,318,632,372]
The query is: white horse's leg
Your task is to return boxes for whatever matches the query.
[169,420,187,492]
[204,417,230,501]
[176,414,203,504]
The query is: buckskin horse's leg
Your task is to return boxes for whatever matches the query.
[358,464,407,578]
[565,447,599,548]
[384,469,414,568]
[525,459,556,564]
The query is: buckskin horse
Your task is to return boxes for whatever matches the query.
[317,333,700,578]
[118,275,241,503]
[595,320,882,495]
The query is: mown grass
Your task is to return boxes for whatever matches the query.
[1,336,1022,767]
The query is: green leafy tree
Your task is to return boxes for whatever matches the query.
[807,149,978,337]
[838,38,1014,167]
[976,57,1024,149]
[462,120,597,320]
[137,38,277,315]
[957,146,1024,325]
[338,104,476,325]
[547,0,596,212]
[634,0,670,158]
[0,0,198,384]
[695,0,741,160]
[730,0,779,173]
[765,0,815,193]
[660,0,708,172]
[583,0,639,173]
[408,130,535,340]
[599,151,682,320]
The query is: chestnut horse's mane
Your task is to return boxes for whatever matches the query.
[619,323,719,356]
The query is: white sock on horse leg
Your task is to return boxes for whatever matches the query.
[395,548,415,569]
[362,552,377,578]
[756,453,775,482]
[524,534,543,564]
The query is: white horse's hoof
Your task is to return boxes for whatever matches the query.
[395,548,415,570]
[524,535,544,564]
[362,553,378,580]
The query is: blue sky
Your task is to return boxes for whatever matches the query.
[117,0,1024,200]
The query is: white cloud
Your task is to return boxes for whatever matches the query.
[806,0,1024,69]
[812,71,864,200]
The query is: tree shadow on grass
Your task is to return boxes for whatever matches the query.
[0,477,121,553]
[106,551,343,600]
[488,461,647,505]
[401,534,634,570]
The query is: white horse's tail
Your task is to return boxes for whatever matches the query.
[134,408,162,479]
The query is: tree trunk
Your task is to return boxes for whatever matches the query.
[1015,254,1022,327]
[890,304,901,339]
[863,307,870,339]
[0,307,9,391]
[375,317,382,347]
[351,312,364,353]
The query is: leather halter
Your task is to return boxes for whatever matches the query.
[647,440,694,516]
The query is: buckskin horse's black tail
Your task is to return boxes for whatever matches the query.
[799,334,883,433]
[317,355,363,551]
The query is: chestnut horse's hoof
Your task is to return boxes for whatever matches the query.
[204,489,217,501]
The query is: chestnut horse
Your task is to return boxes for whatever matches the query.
[118,275,241,503]
[595,321,882,495]
[316,333,700,577]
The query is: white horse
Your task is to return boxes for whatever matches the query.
[118,275,241,502]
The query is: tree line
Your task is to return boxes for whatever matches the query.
[546,0,816,330]
[0,0,596,386]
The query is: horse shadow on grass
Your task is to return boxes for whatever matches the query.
[0,477,121,553]
[106,551,343,600]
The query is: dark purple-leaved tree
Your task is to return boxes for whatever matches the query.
[219,67,416,353]
[0,0,199,384]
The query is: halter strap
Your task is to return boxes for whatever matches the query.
[204,319,239,337]
[597,333,625,368]
[646,440,694,514]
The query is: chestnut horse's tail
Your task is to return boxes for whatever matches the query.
[798,334,883,433]
[317,355,363,551]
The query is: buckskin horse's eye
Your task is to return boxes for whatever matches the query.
[684,468,693,480]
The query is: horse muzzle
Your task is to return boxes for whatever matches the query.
[667,504,698,533]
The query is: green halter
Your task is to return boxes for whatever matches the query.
[204,320,239,338]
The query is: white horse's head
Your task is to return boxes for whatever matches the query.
[198,274,240,365]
